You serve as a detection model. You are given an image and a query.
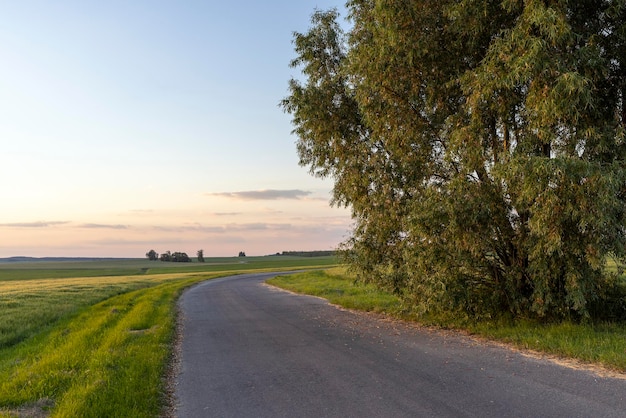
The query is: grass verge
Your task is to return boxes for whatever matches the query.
[0,273,217,417]
[267,268,403,315]
[267,268,626,373]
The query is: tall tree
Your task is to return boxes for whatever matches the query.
[283,1,626,320]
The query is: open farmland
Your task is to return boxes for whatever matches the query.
[0,255,338,281]
[0,255,337,417]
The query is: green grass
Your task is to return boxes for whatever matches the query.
[0,256,338,417]
[0,275,207,417]
[0,274,175,349]
[268,268,626,373]
[267,268,402,315]
[468,320,626,371]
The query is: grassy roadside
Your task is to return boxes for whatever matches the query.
[0,273,217,418]
[0,273,186,349]
[267,268,626,373]
[0,257,338,417]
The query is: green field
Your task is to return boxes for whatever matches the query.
[0,256,337,417]
[0,255,337,281]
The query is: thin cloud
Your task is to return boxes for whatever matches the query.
[150,223,293,234]
[79,223,128,230]
[227,223,293,231]
[260,208,284,215]
[153,225,226,234]
[208,189,312,201]
[0,221,69,228]
[213,212,242,216]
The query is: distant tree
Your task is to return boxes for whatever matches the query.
[146,249,158,261]
[197,249,205,263]
[160,251,191,262]
[160,251,172,262]
[172,252,191,262]
[238,251,246,257]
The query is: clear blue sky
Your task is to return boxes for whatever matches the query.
[0,0,351,257]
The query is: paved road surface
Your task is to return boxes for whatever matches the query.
[174,272,626,417]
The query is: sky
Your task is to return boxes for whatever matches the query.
[0,0,352,258]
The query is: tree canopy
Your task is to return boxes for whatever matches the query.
[145,249,158,261]
[283,1,626,320]
[159,251,191,263]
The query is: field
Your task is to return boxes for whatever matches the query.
[0,255,337,417]
[0,256,337,281]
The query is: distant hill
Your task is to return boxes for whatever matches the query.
[0,256,132,263]
[277,251,337,257]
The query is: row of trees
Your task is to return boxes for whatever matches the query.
[160,251,192,263]
[145,249,246,262]
[283,2,626,320]
[145,249,202,262]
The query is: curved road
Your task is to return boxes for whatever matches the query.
[174,272,626,417]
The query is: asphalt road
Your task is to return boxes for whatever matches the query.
[174,272,626,417]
